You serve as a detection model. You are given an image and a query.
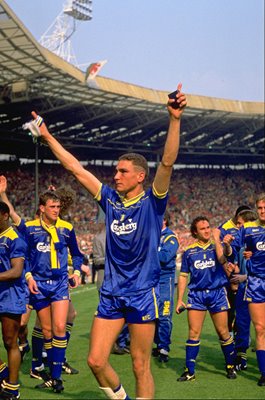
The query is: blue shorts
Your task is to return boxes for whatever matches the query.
[244,276,265,303]
[187,287,230,313]
[29,276,70,311]
[24,281,30,305]
[0,284,26,315]
[96,287,159,323]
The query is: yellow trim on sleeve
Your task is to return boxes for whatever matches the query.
[94,183,103,202]
[180,272,188,277]
[25,272,32,281]
[152,183,168,199]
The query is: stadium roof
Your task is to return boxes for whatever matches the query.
[0,0,264,167]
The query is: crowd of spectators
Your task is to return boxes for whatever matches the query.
[1,161,264,256]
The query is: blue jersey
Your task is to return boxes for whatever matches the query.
[181,241,228,291]
[219,218,239,263]
[219,218,238,240]
[158,227,179,280]
[21,217,83,281]
[96,184,168,296]
[232,220,265,279]
[0,226,27,314]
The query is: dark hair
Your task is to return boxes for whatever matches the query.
[190,216,209,239]
[0,201,10,215]
[234,205,251,217]
[163,210,171,227]
[38,191,61,207]
[118,153,149,178]
[237,209,257,223]
[55,187,76,216]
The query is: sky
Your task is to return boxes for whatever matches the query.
[5,0,265,102]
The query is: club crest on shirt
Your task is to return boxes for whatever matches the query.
[110,219,137,236]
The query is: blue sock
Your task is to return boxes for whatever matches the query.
[66,322,73,343]
[44,337,53,372]
[220,336,236,366]
[186,339,200,374]
[51,335,67,379]
[256,350,265,375]
[1,381,20,397]
[64,322,73,362]
[31,327,44,370]
[0,362,9,381]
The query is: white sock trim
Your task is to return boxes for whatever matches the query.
[114,384,127,399]
[99,387,118,399]
[35,363,45,371]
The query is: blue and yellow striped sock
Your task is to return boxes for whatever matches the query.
[220,335,235,366]
[0,362,8,381]
[52,335,67,379]
[1,381,20,397]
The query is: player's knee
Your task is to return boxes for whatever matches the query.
[3,335,17,350]
[189,330,201,340]
[131,357,149,378]
[87,354,105,373]
[53,322,66,336]
[41,326,53,339]
[254,322,265,338]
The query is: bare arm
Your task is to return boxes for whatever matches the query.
[176,273,188,313]
[212,228,227,264]
[0,175,21,225]
[222,233,234,256]
[31,112,101,197]
[153,83,187,194]
[0,257,24,281]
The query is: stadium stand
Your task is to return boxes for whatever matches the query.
[0,162,264,254]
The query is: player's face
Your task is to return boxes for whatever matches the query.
[114,160,145,196]
[40,199,61,225]
[236,216,245,228]
[195,220,211,243]
[256,200,265,223]
[0,211,9,232]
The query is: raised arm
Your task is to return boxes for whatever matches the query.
[0,175,21,225]
[30,112,101,197]
[153,83,187,194]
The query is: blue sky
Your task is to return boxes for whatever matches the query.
[5,0,264,102]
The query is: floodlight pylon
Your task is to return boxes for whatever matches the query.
[39,0,92,65]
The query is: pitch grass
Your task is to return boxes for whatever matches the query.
[6,284,264,399]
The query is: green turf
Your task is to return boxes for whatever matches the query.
[1,284,264,399]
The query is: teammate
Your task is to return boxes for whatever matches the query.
[0,201,27,400]
[22,190,83,393]
[0,177,80,379]
[176,216,237,382]
[153,210,179,362]
[218,205,251,336]
[224,193,265,387]
[229,209,257,371]
[27,83,187,399]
